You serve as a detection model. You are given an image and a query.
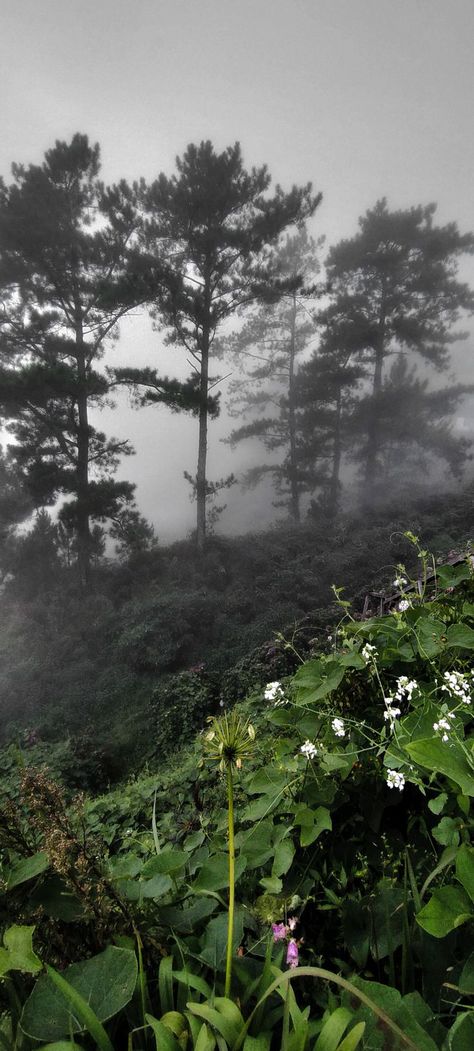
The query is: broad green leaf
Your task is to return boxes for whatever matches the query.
[413,616,446,657]
[43,967,113,1051]
[456,843,474,902]
[193,853,246,892]
[6,851,50,890]
[260,875,283,893]
[142,850,188,876]
[20,946,137,1040]
[199,909,244,970]
[446,1011,474,1050]
[242,1035,272,1051]
[193,1023,216,1051]
[186,1002,237,1047]
[437,563,472,589]
[173,968,212,999]
[446,623,474,650]
[145,1015,182,1051]
[0,924,42,977]
[314,1005,353,1050]
[428,792,448,815]
[29,875,85,922]
[157,897,217,934]
[247,767,289,796]
[337,1021,366,1051]
[272,839,295,878]
[416,885,473,937]
[459,951,474,994]
[405,738,474,796]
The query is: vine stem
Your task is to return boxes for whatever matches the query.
[225,762,235,998]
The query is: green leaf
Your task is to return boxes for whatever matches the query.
[459,951,474,994]
[427,792,448,815]
[446,623,474,650]
[6,851,50,890]
[272,839,295,878]
[260,876,283,893]
[337,1022,366,1051]
[437,563,472,589]
[446,1011,474,1050]
[20,946,137,1041]
[141,850,188,876]
[158,955,174,1015]
[456,843,474,902]
[413,615,446,657]
[193,853,246,892]
[416,885,474,937]
[43,966,114,1051]
[405,738,474,796]
[186,1001,239,1047]
[314,1006,353,1050]
[0,924,42,977]
[172,968,212,1000]
[145,1015,182,1051]
[157,897,217,934]
[199,909,244,971]
[35,1044,84,1051]
[193,1023,216,1051]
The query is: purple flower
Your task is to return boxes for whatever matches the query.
[286,939,299,968]
[272,922,287,942]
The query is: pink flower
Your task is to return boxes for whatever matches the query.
[286,939,299,968]
[272,922,287,942]
[287,916,298,931]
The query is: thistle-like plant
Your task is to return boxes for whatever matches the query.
[202,711,256,997]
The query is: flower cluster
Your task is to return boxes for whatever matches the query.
[300,740,317,760]
[264,681,287,706]
[386,769,405,791]
[393,575,407,589]
[441,670,472,705]
[331,717,346,738]
[384,676,418,731]
[398,599,411,612]
[433,712,455,742]
[361,642,376,663]
[272,917,299,969]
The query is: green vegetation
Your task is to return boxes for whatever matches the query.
[1,537,474,1047]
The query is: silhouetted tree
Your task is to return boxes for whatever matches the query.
[324,199,474,498]
[0,134,142,585]
[139,141,321,548]
[225,228,321,521]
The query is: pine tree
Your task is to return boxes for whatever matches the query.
[0,134,143,585]
[224,228,322,521]
[139,141,321,548]
[324,199,474,498]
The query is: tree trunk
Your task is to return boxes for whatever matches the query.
[365,288,386,495]
[288,292,300,523]
[196,273,212,551]
[75,310,91,587]
[328,387,342,518]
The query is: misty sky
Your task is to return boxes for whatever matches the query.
[1,0,474,540]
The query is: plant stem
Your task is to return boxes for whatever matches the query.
[225,763,235,998]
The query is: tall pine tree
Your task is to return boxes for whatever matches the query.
[324,199,474,499]
[138,141,321,547]
[0,134,142,585]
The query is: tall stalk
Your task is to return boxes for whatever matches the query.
[225,763,235,998]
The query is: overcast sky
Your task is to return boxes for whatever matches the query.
[1,0,474,539]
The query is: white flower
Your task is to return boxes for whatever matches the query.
[383,695,401,731]
[441,670,472,705]
[332,717,346,737]
[386,769,405,791]
[395,676,418,701]
[300,740,318,760]
[264,681,286,705]
[393,576,407,588]
[433,718,450,742]
[361,643,376,663]
[398,599,410,612]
